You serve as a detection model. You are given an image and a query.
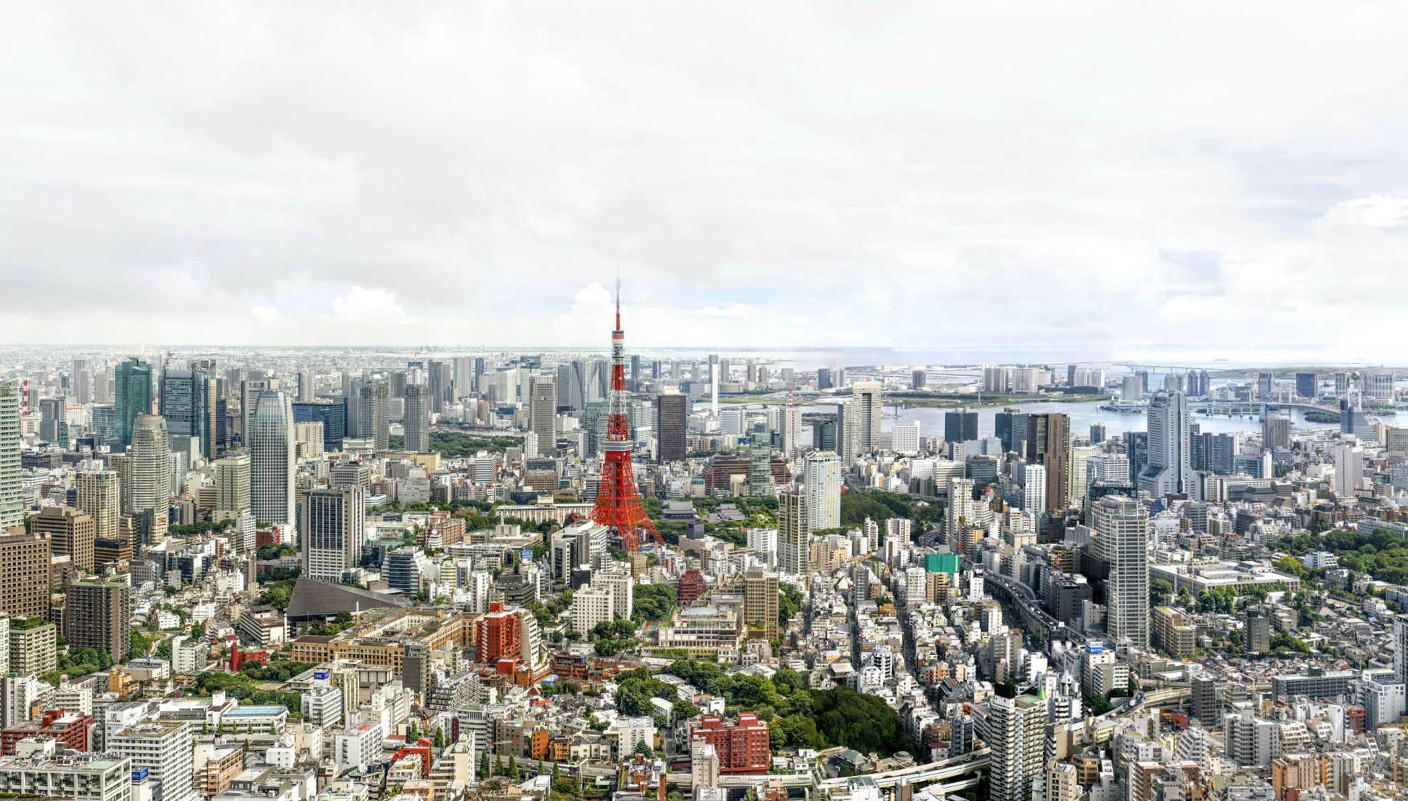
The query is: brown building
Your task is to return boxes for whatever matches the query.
[64,579,131,662]
[1026,414,1070,513]
[0,530,52,618]
[704,456,789,495]
[31,506,96,574]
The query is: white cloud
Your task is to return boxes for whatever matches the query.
[1318,195,1408,228]
[2,1,1406,360]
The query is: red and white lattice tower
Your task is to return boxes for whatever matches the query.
[590,282,663,552]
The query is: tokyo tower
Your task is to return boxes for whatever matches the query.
[590,281,664,552]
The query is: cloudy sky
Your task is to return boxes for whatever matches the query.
[4,1,1406,361]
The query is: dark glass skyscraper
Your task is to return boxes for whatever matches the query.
[114,357,152,449]
[159,363,216,459]
[944,410,979,443]
[995,409,1028,455]
[293,401,348,452]
[656,392,687,463]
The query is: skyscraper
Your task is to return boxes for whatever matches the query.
[403,383,430,452]
[802,452,841,531]
[302,486,366,583]
[71,358,92,404]
[31,506,96,574]
[296,370,315,403]
[1295,372,1317,400]
[130,415,172,543]
[777,490,810,576]
[1138,392,1194,498]
[994,409,1028,455]
[214,453,252,519]
[1092,495,1150,648]
[987,693,1047,801]
[292,401,347,452]
[358,380,390,450]
[655,392,687,463]
[742,569,780,642]
[1025,413,1070,514]
[65,579,131,662]
[249,391,295,531]
[844,381,883,459]
[159,363,217,460]
[115,357,152,449]
[528,374,557,457]
[1262,414,1292,451]
[0,381,21,531]
[944,409,978,443]
[77,470,121,543]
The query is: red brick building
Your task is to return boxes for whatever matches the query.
[691,713,771,774]
[1,709,92,754]
[474,604,522,664]
[678,569,708,604]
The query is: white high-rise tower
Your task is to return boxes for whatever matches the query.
[1092,495,1150,648]
[0,381,21,531]
[1138,391,1194,498]
[802,451,842,531]
[250,391,295,531]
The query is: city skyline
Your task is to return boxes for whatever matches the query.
[6,3,1408,359]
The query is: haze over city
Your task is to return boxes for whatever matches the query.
[5,6,1408,801]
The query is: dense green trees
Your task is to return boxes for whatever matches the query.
[1274,528,1408,584]
[631,584,677,624]
[839,491,942,534]
[430,431,521,457]
[778,584,803,628]
[659,660,914,755]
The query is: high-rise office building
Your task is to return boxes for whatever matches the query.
[71,358,92,404]
[0,531,52,618]
[656,392,687,463]
[357,380,390,450]
[1262,414,1292,451]
[402,383,430,453]
[742,569,780,642]
[249,391,295,530]
[994,409,1028,455]
[1138,392,1194,498]
[1092,495,1150,648]
[427,361,451,413]
[528,375,556,457]
[114,357,152,449]
[0,381,21,532]
[302,486,366,583]
[1334,443,1364,495]
[944,409,978,443]
[65,579,131,662]
[214,453,252,519]
[844,381,883,459]
[987,693,1048,801]
[159,363,216,460]
[777,490,809,576]
[76,470,121,543]
[130,416,172,543]
[296,371,315,403]
[1295,372,1318,400]
[292,401,347,452]
[31,506,96,574]
[1025,414,1070,514]
[38,396,67,445]
[1363,372,1395,402]
[802,452,841,531]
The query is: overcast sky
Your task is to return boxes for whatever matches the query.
[4,2,1406,361]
